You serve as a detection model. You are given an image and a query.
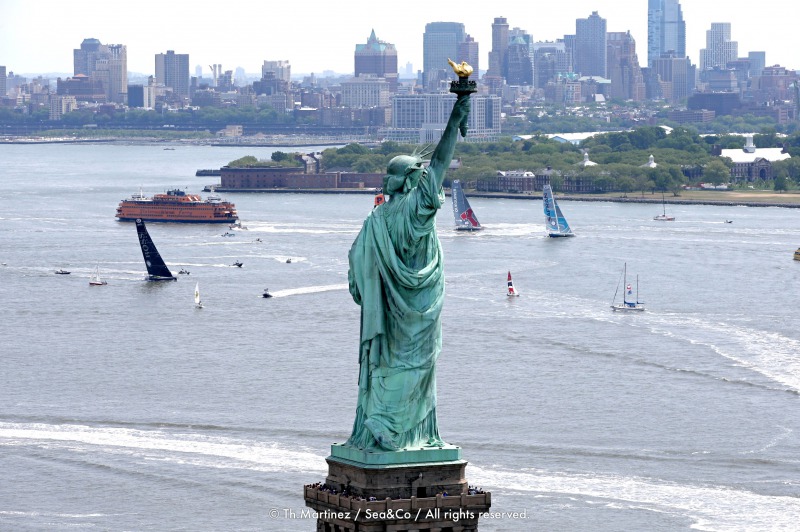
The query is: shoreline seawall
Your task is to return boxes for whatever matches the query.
[208,187,800,209]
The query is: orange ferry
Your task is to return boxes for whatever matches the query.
[116,189,238,223]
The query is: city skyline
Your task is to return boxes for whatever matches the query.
[1,0,795,77]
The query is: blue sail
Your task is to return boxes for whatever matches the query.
[543,184,574,237]
[451,180,482,231]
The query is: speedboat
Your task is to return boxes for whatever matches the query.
[55,269,71,275]
[262,289,273,299]
[232,261,243,268]
[178,268,190,275]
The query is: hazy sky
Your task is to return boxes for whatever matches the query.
[1,0,795,77]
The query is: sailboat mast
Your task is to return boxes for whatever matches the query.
[636,274,642,304]
[612,265,623,305]
[623,263,629,305]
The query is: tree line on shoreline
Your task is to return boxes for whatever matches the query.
[310,127,800,194]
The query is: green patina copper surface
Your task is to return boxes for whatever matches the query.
[330,442,462,466]
[343,91,471,460]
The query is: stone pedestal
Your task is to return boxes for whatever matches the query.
[304,447,491,531]
[325,455,466,500]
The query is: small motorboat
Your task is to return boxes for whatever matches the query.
[221,232,235,237]
[262,289,273,299]
[373,189,385,208]
[725,220,733,224]
[286,258,292,264]
[232,261,243,268]
[178,268,190,275]
[55,269,71,275]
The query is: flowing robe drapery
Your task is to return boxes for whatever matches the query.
[346,171,446,451]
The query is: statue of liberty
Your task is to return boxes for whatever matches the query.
[345,65,473,452]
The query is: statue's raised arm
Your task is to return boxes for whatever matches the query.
[427,59,475,188]
[427,93,470,189]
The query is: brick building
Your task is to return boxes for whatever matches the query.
[219,166,383,190]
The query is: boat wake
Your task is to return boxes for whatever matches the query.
[646,314,800,393]
[467,465,800,531]
[247,224,360,235]
[265,284,348,298]
[441,223,539,238]
[0,422,326,474]
[3,421,797,531]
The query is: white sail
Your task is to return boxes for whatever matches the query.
[89,264,107,286]
[194,283,203,308]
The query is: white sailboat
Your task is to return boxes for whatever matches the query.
[194,282,203,309]
[506,271,519,297]
[653,192,675,221]
[611,263,645,312]
[542,184,575,237]
[89,264,107,286]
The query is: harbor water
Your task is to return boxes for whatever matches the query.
[1,143,799,531]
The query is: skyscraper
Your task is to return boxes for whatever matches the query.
[647,0,686,66]
[422,22,465,89]
[506,30,533,86]
[651,54,694,103]
[0,66,6,97]
[74,38,102,77]
[532,41,570,89]
[103,44,128,104]
[748,51,766,77]
[155,50,190,100]
[261,60,291,83]
[254,60,291,98]
[457,35,479,77]
[487,17,509,79]
[607,32,645,101]
[73,38,128,104]
[354,30,398,90]
[575,12,607,78]
[699,23,738,71]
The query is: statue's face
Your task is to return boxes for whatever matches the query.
[404,166,423,190]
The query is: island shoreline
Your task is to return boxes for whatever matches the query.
[208,188,800,209]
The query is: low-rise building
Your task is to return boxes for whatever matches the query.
[49,95,77,120]
[719,135,791,181]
